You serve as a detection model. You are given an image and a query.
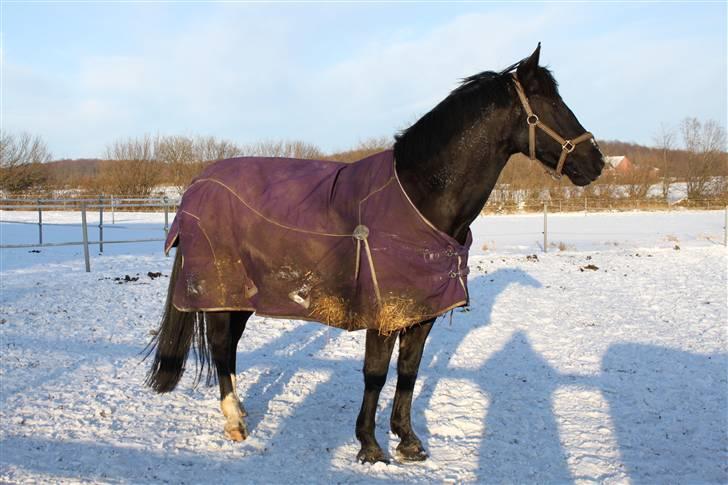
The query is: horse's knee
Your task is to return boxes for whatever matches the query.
[395,373,417,392]
[363,372,387,392]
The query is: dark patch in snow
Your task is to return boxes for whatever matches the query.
[115,274,140,283]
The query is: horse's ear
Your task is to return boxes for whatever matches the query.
[516,42,541,91]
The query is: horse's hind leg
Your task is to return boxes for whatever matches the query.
[391,318,434,461]
[206,310,252,441]
[228,311,249,417]
[356,329,397,464]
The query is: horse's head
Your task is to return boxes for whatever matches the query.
[512,45,604,186]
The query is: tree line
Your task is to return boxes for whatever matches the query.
[1,118,725,204]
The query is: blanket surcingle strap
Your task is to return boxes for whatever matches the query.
[165,150,471,334]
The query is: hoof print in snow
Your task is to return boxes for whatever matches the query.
[147,271,163,279]
[579,264,599,272]
[526,254,539,262]
[674,244,681,250]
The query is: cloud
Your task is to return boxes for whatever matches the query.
[5,5,564,157]
[79,56,148,92]
[267,10,557,149]
[3,4,725,158]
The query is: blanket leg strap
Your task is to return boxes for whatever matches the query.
[353,225,382,303]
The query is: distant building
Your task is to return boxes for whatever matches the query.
[604,156,634,174]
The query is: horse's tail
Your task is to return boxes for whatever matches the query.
[144,249,212,393]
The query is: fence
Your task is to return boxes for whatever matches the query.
[482,197,728,214]
[484,202,728,253]
[2,198,726,272]
[0,196,178,272]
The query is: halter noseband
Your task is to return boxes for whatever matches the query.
[512,73,593,179]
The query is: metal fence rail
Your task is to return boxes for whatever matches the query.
[537,203,727,253]
[482,198,728,214]
[0,197,178,272]
[2,197,727,272]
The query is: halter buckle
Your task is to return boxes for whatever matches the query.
[562,140,575,153]
[526,114,539,126]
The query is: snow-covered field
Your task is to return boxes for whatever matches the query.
[1,210,726,483]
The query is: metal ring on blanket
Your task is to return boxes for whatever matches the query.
[352,224,381,303]
[353,225,370,240]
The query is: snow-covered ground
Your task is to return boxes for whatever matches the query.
[1,210,726,483]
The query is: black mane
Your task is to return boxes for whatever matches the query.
[393,61,559,166]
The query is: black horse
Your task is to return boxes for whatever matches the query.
[146,45,604,464]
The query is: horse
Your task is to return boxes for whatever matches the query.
[145,44,605,464]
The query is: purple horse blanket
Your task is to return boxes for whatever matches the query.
[165,150,471,333]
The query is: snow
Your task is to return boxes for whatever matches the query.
[1,209,726,483]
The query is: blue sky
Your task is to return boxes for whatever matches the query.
[2,1,726,159]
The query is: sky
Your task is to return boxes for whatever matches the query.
[2,1,726,160]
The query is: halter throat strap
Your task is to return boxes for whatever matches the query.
[512,73,593,179]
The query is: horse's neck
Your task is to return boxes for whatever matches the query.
[396,109,515,244]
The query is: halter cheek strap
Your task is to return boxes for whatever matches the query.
[512,73,593,179]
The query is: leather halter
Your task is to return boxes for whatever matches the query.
[512,73,593,179]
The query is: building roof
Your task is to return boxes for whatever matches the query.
[605,156,627,168]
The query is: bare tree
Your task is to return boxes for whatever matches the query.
[653,123,675,199]
[680,118,727,199]
[158,135,195,165]
[157,136,197,195]
[157,135,245,195]
[620,165,659,200]
[194,135,244,162]
[0,132,51,193]
[248,140,324,159]
[99,134,163,196]
[326,136,393,163]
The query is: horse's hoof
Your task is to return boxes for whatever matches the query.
[224,423,248,441]
[239,404,247,417]
[396,440,428,462]
[357,446,390,465]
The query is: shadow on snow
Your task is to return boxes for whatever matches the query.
[1,269,726,483]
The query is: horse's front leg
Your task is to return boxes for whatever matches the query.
[391,318,434,461]
[356,329,397,464]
